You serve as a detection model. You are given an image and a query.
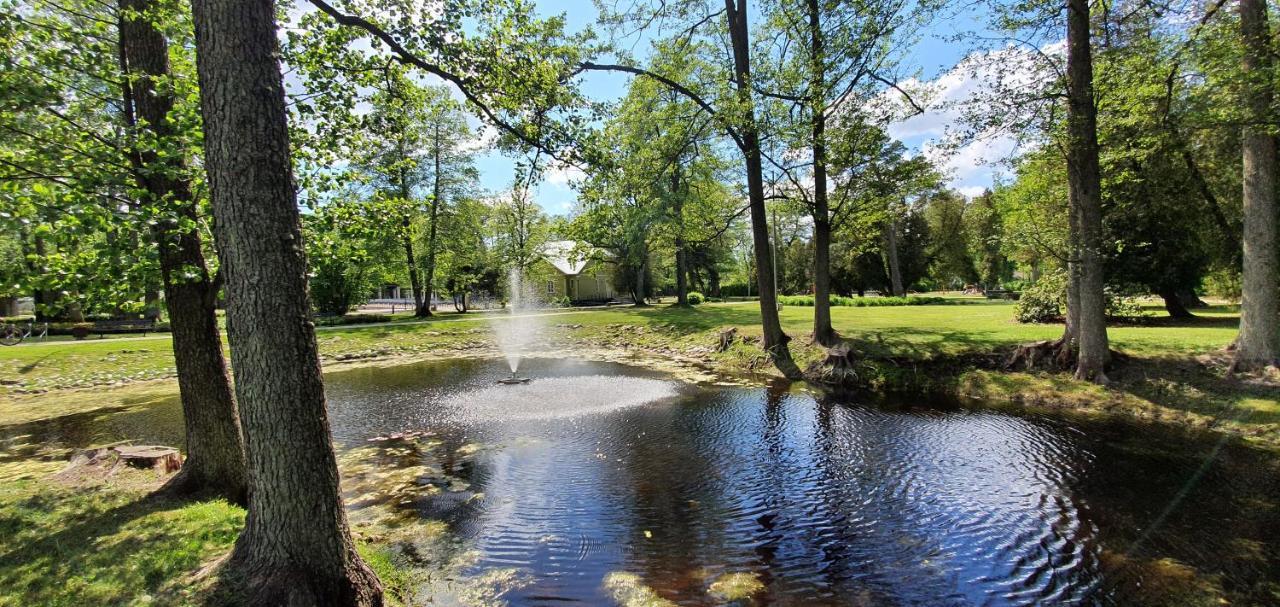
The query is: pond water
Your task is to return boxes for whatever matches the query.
[4,358,1278,605]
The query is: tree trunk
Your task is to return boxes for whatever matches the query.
[807,0,838,346]
[633,252,648,306]
[1159,289,1195,319]
[30,234,48,323]
[673,169,689,306]
[1065,0,1110,383]
[725,0,800,378]
[1233,0,1280,371]
[884,217,905,297]
[418,122,444,317]
[117,0,246,504]
[189,0,383,603]
[402,219,424,316]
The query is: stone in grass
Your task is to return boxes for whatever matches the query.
[707,572,765,603]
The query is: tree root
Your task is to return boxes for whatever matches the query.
[806,341,863,385]
[1004,337,1075,371]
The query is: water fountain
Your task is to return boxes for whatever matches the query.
[491,268,541,384]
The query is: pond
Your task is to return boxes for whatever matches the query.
[4,358,1278,605]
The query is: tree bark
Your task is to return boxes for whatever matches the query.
[1159,289,1195,319]
[1233,0,1280,371]
[807,0,838,346]
[725,0,801,378]
[673,168,689,306]
[418,122,444,317]
[401,217,424,315]
[884,216,905,297]
[1065,0,1110,383]
[189,0,383,603]
[117,0,246,504]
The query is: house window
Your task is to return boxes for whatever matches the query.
[547,280,555,296]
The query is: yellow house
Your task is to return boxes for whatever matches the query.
[532,241,616,303]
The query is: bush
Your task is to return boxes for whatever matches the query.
[777,295,950,307]
[313,314,392,327]
[1014,271,1151,324]
[686,291,705,305]
[1203,267,1241,302]
[719,283,751,297]
[1013,272,1066,323]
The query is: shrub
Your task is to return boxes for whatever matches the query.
[719,283,751,297]
[686,291,705,305]
[777,295,949,307]
[1014,271,1066,323]
[313,314,392,327]
[1014,271,1152,323]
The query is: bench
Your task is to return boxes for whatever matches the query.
[93,318,156,337]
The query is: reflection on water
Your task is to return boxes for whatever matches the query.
[2,357,1277,605]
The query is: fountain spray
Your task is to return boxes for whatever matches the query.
[491,267,540,384]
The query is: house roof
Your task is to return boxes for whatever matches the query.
[541,240,594,276]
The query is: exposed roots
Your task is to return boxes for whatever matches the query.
[1004,337,1075,371]
[806,341,864,385]
[212,548,384,607]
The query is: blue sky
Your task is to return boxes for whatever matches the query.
[471,1,1004,214]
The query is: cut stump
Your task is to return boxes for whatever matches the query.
[113,445,183,473]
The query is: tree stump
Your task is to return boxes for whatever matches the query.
[716,327,738,353]
[113,445,183,473]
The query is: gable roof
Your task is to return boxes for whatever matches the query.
[540,240,594,276]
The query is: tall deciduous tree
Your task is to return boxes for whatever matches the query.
[1232,0,1279,371]
[759,0,932,345]
[188,0,382,602]
[117,0,246,502]
[1064,0,1110,383]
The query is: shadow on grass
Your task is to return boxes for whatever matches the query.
[0,481,241,605]
[1115,355,1280,427]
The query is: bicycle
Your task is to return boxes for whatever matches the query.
[0,321,48,346]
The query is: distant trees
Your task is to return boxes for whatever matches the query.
[573,52,739,308]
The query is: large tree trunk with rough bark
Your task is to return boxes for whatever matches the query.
[1065,0,1110,383]
[725,0,801,378]
[189,0,383,603]
[1233,0,1280,372]
[807,0,838,346]
[117,0,246,504]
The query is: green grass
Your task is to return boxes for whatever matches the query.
[0,467,244,606]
